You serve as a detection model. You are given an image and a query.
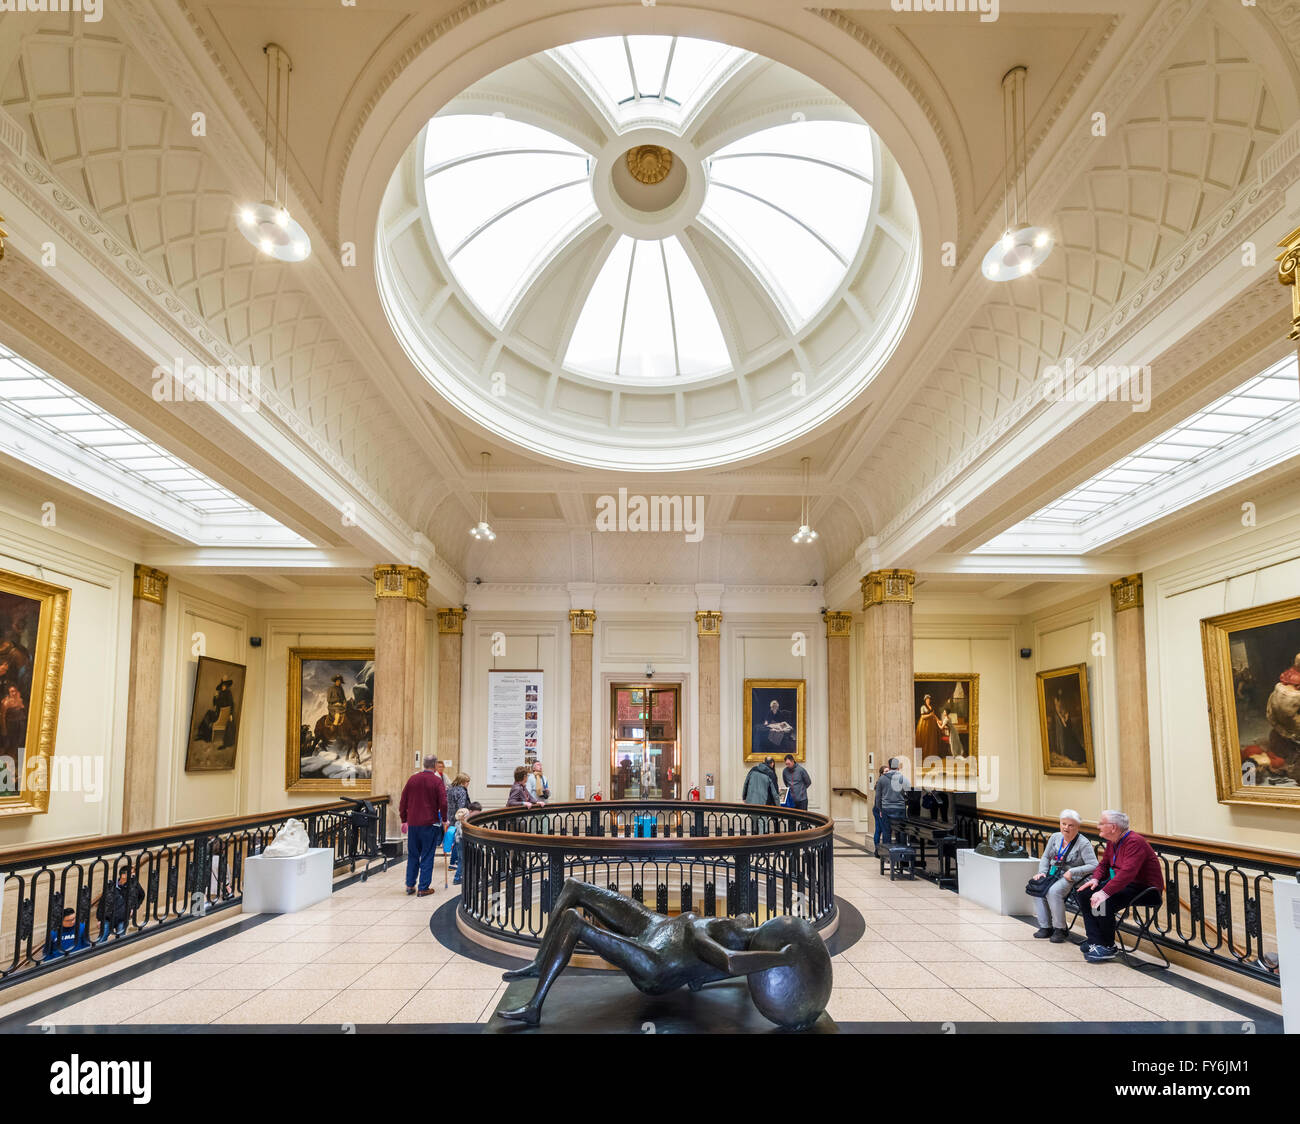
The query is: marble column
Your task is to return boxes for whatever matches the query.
[568,609,595,798]
[861,570,915,778]
[435,608,465,776]
[1111,574,1153,830]
[825,611,854,824]
[122,565,167,834]
[373,565,428,836]
[695,610,722,799]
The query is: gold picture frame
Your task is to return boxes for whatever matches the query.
[286,647,374,795]
[913,673,979,762]
[0,569,70,818]
[1036,663,1096,777]
[1201,596,1300,809]
[743,678,806,764]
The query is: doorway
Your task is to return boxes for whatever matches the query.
[610,683,681,799]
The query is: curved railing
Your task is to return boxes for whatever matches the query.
[961,808,1299,986]
[457,800,835,950]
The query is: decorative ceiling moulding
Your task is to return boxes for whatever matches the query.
[27,4,451,534]
[0,144,418,550]
[854,0,1200,457]
[871,126,1300,561]
[812,8,1119,264]
[332,0,507,226]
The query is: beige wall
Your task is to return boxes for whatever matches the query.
[0,500,132,850]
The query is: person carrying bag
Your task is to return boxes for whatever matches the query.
[1026,809,1098,943]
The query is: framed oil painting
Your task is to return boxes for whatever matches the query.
[1036,663,1095,777]
[913,674,978,761]
[184,656,247,772]
[744,679,805,764]
[0,570,70,818]
[1202,596,1300,809]
[286,648,374,795]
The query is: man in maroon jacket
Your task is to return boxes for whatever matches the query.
[1073,809,1163,962]
[399,755,447,897]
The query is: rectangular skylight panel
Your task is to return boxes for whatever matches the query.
[1121,454,1181,472]
[0,378,65,401]
[1181,414,1258,436]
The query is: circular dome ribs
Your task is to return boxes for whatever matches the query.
[377,35,921,470]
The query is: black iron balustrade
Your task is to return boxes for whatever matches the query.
[958,808,1298,986]
[0,795,389,992]
[457,800,835,951]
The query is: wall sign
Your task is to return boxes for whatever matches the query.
[488,669,542,785]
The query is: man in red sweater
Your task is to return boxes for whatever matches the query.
[399,755,447,897]
[1074,809,1163,962]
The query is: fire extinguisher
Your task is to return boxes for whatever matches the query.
[687,784,700,801]
[591,787,603,801]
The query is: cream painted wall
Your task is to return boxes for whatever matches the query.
[256,610,384,811]
[0,507,131,850]
[1145,520,1300,852]
[462,617,563,803]
[722,615,827,809]
[160,584,254,826]
[1016,593,1120,825]
[912,618,1022,812]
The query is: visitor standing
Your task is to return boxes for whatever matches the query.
[781,754,812,810]
[399,755,447,897]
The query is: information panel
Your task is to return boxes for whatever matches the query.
[487,669,543,785]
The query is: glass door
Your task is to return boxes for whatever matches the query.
[611,684,680,799]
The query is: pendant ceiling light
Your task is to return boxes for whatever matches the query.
[792,457,819,544]
[469,451,496,542]
[236,43,311,263]
[982,66,1052,282]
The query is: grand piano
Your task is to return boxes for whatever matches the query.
[897,788,977,886]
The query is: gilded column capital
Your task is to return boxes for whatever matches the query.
[569,609,596,635]
[373,564,428,605]
[695,610,722,637]
[132,564,168,605]
[861,569,915,608]
[436,607,466,634]
[1110,573,1144,613]
[1276,225,1300,340]
[824,611,853,638]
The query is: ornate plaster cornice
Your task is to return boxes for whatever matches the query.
[0,142,417,546]
[875,133,1300,557]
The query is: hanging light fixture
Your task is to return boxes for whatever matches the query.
[236,43,311,263]
[469,451,496,541]
[982,66,1053,282]
[792,457,818,544]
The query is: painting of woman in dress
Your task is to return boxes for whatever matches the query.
[1035,664,1095,777]
[912,675,978,761]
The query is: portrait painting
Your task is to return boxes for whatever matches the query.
[0,570,70,818]
[1202,596,1300,809]
[286,648,374,794]
[184,656,247,772]
[1036,663,1095,777]
[743,679,805,764]
[913,674,978,761]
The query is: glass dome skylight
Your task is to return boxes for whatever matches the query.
[379,32,921,470]
[551,36,746,125]
[419,41,875,385]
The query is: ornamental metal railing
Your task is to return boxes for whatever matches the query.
[0,795,389,992]
[958,808,1297,986]
[458,800,835,949]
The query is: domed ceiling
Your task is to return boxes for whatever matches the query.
[377,35,921,471]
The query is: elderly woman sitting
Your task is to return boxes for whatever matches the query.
[1030,809,1098,943]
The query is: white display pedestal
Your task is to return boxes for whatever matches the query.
[1274,877,1300,1034]
[957,849,1041,916]
[242,848,334,914]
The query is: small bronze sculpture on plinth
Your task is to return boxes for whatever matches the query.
[499,878,831,1029]
[974,824,1030,858]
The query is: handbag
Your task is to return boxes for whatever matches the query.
[1025,834,1080,897]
